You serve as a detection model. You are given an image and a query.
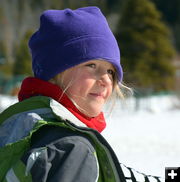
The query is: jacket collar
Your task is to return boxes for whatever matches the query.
[50,98,87,128]
[18,77,106,132]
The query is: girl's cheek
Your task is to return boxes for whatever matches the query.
[82,72,94,80]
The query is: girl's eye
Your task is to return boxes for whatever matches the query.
[107,69,115,76]
[86,63,96,68]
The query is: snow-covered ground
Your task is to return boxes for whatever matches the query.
[103,95,180,178]
[0,94,17,112]
[0,94,180,178]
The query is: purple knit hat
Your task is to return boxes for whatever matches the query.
[29,6,123,81]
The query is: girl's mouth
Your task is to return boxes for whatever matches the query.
[89,93,105,99]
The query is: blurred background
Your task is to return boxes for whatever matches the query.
[0,0,180,178]
[0,0,180,96]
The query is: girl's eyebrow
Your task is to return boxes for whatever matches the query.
[82,61,115,71]
[85,62,95,64]
[82,61,97,66]
[107,64,116,71]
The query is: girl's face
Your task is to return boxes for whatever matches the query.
[58,60,115,117]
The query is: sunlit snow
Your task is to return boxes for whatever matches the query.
[103,95,180,178]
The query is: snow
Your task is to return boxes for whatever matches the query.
[0,94,180,178]
[102,95,180,178]
[0,94,17,112]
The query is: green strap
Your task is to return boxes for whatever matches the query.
[5,168,20,182]
[0,121,46,181]
[5,161,32,182]
[0,137,30,181]
[12,161,32,182]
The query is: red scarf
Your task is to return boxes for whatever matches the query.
[18,77,106,132]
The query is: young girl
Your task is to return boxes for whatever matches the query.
[0,6,162,182]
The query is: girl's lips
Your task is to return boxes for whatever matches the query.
[89,93,105,99]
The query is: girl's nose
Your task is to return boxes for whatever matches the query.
[97,73,112,87]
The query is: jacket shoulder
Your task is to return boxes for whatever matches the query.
[22,126,99,182]
[0,96,51,125]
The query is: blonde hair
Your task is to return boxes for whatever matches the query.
[105,74,132,115]
[49,68,132,112]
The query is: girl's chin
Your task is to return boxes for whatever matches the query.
[77,101,104,117]
[83,108,102,117]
